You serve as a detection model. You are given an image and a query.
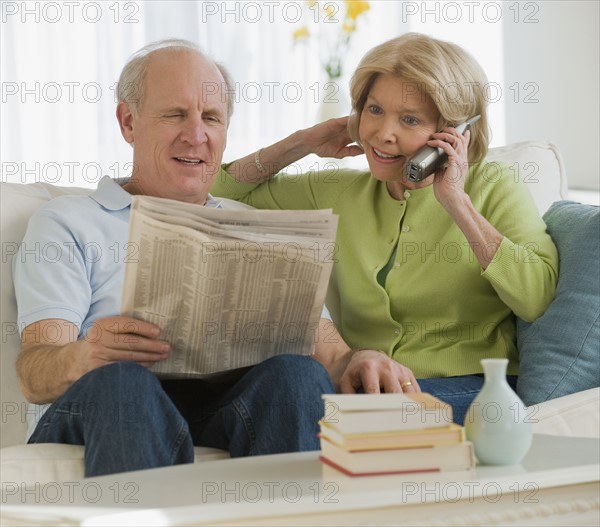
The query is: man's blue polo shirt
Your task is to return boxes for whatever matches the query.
[14,176,226,337]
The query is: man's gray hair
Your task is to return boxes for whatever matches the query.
[116,38,235,122]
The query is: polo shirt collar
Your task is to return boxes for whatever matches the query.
[90,175,223,210]
[90,176,131,211]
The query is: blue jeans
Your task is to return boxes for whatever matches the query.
[28,355,334,477]
[418,375,518,425]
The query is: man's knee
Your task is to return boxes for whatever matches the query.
[73,362,162,405]
[80,361,154,383]
[255,356,334,416]
[262,355,329,381]
[68,362,177,425]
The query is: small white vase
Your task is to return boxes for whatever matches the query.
[465,358,533,465]
[317,79,350,122]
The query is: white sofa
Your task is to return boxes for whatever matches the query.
[1,141,599,488]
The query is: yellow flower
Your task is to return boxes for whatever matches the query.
[345,0,370,20]
[342,21,356,33]
[293,1,371,80]
[293,26,310,42]
[324,4,336,18]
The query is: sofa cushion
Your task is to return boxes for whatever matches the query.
[531,387,600,438]
[485,140,568,214]
[1,183,93,449]
[517,201,600,406]
[0,445,229,488]
[0,444,85,486]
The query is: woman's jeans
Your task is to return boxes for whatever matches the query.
[28,355,334,477]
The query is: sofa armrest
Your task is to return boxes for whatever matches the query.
[532,387,600,438]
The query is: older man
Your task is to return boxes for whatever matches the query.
[13,39,357,477]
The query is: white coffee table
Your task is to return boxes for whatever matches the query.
[1,434,599,526]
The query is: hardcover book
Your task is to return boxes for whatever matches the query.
[319,422,465,451]
[319,436,475,476]
[321,393,453,433]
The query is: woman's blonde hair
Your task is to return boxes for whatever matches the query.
[349,33,490,164]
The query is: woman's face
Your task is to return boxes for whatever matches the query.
[359,75,441,196]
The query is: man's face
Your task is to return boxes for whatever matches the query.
[118,50,228,204]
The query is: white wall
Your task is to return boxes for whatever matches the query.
[404,0,598,192]
[503,0,599,191]
[406,2,505,147]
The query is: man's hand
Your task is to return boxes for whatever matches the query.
[302,117,364,160]
[339,349,420,394]
[17,316,171,404]
[75,316,171,375]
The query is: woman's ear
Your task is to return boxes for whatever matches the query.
[116,102,135,144]
[347,112,361,145]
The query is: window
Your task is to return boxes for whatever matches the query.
[2,1,504,187]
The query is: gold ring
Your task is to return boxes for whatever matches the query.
[400,381,412,389]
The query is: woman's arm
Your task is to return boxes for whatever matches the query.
[428,128,558,320]
[427,128,503,269]
[224,117,363,184]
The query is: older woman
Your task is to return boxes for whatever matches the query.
[211,33,558,423]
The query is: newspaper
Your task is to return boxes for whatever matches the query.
[121,195,338,378]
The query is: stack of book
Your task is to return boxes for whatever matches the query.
[318,393,475,476]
